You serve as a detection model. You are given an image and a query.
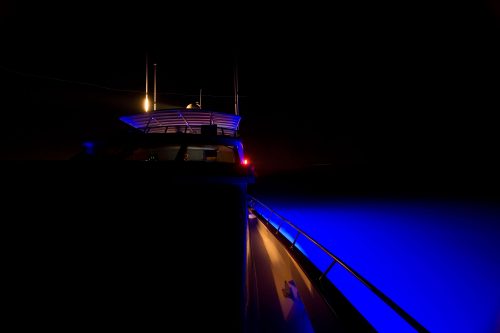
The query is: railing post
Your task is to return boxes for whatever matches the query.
[275,219,284,234]
[145,116,152,133]
[319,259,337,281]
[265,209,273,228]
[290,231,301,249]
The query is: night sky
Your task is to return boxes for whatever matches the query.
[1,1,499,195]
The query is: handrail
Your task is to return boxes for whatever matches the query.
[248,195,429,333]
[177,111,196,134]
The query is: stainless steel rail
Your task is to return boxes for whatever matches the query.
[248,195,429,333]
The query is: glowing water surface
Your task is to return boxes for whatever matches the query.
[255,196,500,333]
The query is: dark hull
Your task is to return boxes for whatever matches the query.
[4,164,250,331]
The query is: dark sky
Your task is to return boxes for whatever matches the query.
[1,1,499,192]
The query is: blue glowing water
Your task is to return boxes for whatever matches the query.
[255,195,500,333]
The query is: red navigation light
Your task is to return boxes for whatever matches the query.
[242,158,249,166]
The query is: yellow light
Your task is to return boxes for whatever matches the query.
[144,96,150,112]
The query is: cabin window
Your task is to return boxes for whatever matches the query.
[127,144,237,163]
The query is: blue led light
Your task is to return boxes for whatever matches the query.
[83,141,95,155]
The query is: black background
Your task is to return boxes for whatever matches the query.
[1,1,499,196]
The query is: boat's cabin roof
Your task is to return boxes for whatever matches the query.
[119,109,241,137]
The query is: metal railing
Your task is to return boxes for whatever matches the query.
[248,195,429,333]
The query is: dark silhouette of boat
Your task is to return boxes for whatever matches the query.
[4,108,428,333]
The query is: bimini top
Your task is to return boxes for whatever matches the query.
[119,109,241,137]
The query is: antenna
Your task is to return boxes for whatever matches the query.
[233,60,239,116]
[154,63,157,111]
[144,54,149,112]
[199,88,202,109]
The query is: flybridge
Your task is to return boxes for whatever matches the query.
[119,109,241,137]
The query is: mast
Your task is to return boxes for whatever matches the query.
[144,54,149,112]
[233,61,239,116]
[154,63,157,111]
